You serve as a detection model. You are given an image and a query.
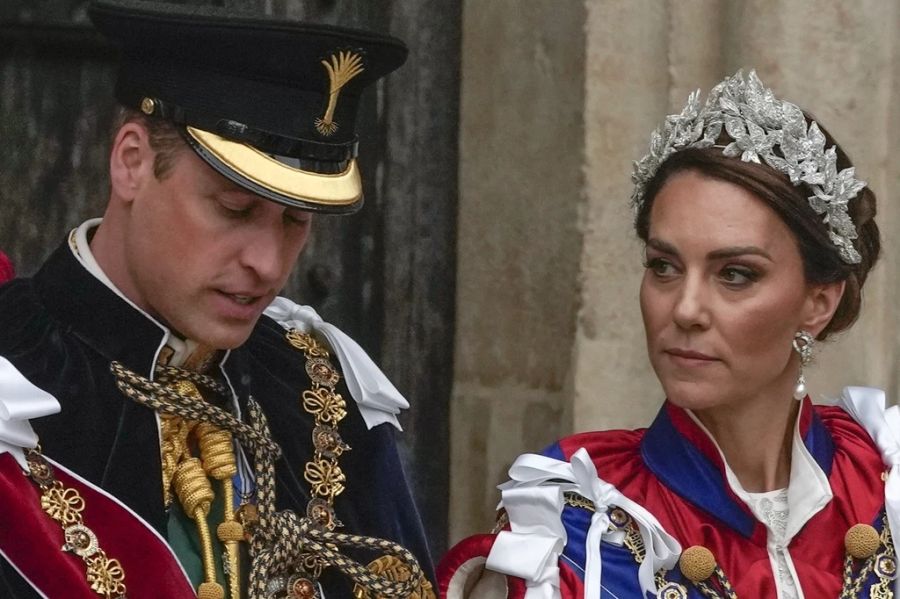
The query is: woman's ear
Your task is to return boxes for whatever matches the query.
[801,280,846,338]
[109,122,155,204]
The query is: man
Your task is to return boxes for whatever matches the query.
[0,1,434,598]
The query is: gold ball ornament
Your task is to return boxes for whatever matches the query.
[679,545,716,583]
[845,523,880,559]
[197,581,225,599]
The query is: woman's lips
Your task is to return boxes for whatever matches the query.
[665,348,719,366]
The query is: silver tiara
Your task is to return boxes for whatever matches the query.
[631,70,864,264]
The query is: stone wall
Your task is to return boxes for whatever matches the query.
[451,0,900,540]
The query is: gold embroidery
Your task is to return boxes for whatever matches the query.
[314,51,365,136]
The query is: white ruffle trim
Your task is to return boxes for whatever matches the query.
[487,448,680,599]
[0,357,61,468]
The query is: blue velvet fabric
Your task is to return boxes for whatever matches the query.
[0,240,434,597]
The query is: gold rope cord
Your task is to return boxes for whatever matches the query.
[157,372,241,599]
[111,328,430,599]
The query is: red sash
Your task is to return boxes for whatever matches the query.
[0,452,195,598]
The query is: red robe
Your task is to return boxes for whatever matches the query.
[0,252,14,284]
[439,399,888,598]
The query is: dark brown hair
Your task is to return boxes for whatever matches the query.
[634,119,880,340]
[111,106,186,179]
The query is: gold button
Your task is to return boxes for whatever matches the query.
[845,523,880,559]
[140,97,156,115]
[679,545,716,583]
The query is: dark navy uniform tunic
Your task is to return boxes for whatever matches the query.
[0,238,434,597]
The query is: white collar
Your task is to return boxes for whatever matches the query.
[68,219,216,369]
[686,405,833,544]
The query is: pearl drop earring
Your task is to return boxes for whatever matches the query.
[792,331,814,400]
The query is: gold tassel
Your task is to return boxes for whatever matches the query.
[173,457,224,599]
[197,422,243,599]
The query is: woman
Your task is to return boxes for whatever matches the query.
[439,71,893,599]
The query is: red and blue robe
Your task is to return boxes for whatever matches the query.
[440,398,890,598]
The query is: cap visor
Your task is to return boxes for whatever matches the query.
[185,126,363,213]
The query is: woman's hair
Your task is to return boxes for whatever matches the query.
[110,106,186,180]
[633,118,880,340]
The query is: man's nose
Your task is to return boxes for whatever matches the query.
[239,229,286,283]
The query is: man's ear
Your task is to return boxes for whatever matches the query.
[109,122,155,203]
[801,280,846,338]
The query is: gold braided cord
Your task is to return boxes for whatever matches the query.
[111,362,280,460]
[197,422,243,599]
[172,456,220,592]
[160,413,194,507]
[112,343,429,599]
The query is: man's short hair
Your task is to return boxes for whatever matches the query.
[111,106,186,179]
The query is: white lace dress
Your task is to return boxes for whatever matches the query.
[744,488,800,599]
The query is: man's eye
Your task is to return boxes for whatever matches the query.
[217,198,253,217]
[284,211,312,226]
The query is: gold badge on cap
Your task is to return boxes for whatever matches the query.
[315,50,365,137]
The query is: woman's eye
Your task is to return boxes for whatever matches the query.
[645,257,677,277]
[720,266,757,286]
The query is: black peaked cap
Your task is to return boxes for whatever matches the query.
[89,0,408,213]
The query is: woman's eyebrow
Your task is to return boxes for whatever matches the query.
[647,239,773,262]
[707,246,773,261]
[646,238,679,255]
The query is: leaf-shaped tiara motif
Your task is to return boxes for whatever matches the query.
[631,70,864,264]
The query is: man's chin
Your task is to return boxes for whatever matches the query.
[175,318,259,351]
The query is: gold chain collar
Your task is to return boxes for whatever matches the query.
[286,329,350,534]
[24,448,127,599]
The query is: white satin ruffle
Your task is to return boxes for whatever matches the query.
[486,447,681,599]
[838,386,900,598]
[0,356,60,468]
[264,297,408,431]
